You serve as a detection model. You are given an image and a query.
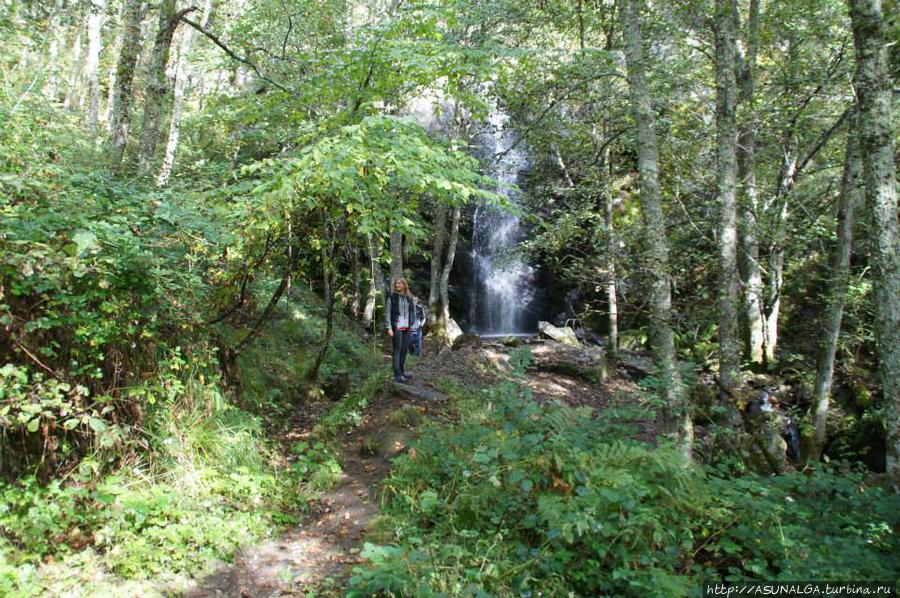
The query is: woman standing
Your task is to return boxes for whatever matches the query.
[385,277,415,382]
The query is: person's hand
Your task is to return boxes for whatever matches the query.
[387,328,394,338]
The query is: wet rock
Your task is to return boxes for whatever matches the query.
[537,321,580,346]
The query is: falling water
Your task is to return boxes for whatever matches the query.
[468,109,535,335]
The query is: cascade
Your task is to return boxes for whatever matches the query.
[468,109,535,335]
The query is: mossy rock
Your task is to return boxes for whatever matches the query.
[359,428,414,457]
[388,404,427,428]
[499,336,525,347]
[452,333,481,350]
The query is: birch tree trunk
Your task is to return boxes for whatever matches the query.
[603,144,619,357]
[157,0,213,186]
[736,0,763,364]
[715,0,741,392]
[808,115,861,463]
[848,0,900,479]
[85,0,107,133]
[618,0,691,456]
[108,0,144,169]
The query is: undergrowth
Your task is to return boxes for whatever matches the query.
[0,288,377,596]
[348,349,900,597]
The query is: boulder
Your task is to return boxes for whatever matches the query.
[446,318,464,343]
[617,352,654,380]
[323,369,350,401]
[499,335,526,348]
[537,321,580,346]
[528,340,607,382]
[390,381,449,402]
[452,333,481,351]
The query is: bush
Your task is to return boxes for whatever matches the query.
[349,365,900,597]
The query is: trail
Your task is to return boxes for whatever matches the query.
[180,338,638,597]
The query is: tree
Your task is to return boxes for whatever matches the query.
[808,114,861,463]
[736,0,763,364]
[714,0,741,392]
[108,0,144,169]
[618,0,692,456]
[137,0,194,174]
[85,0,106,133]
[157,0,214,186]
[848,0,899,479]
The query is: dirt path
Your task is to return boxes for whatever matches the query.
[179,339,636,597]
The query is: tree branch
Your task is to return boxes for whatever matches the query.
[179,16,293,94]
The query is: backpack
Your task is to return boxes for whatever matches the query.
[415,303,427,327]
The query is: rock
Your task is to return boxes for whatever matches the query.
[574,328,606,347]
[537,321,580,346]
[323,369,350,401]
[528,341,607,382]
[360,428,414,457]
[499,335,525,348]
[390,381,449,402]
[446,318,464,343]
[452,333,481,351]
[618,352,654,380]
[389,404,426,428]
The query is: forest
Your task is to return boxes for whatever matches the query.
[0,0,898,595]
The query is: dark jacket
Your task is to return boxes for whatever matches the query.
[385,292,415,330]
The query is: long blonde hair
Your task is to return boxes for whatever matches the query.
[392,277,410,295]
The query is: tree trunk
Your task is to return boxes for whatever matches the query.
[849,0,900,480]
[108,0,145,169]
[157,0,213,186]
[602,139,618,356]
[64,16,85,110]
[618,0,691,457]
[363,234,386,328]
[138,0,189,174]
[436,206,461,343]
[308,219,338,382]
[44,1,66,100]
[762,149,796,364]
[350,238,361,319]
[85,0,107,133]
[808,115,862,463]
[428,203,448,318]
[390,231,403,282]
[715,0,741,392]
[736,0,763,364]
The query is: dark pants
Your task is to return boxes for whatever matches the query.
[408,328,422,356]
[392,327,411,378]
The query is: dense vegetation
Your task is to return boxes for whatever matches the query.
[1,0,897,595]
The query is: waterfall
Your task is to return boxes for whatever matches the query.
[468,109,535,335]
